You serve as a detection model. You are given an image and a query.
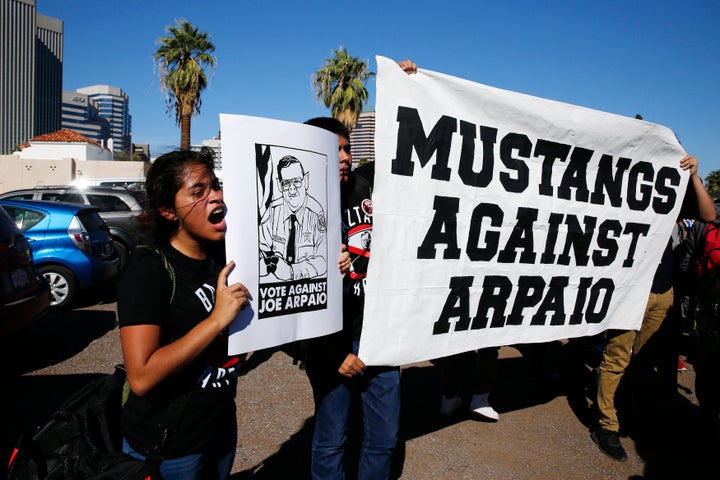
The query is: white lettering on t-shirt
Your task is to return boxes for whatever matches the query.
[196,283,216,312]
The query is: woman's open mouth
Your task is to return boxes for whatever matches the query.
[208,205,226,226]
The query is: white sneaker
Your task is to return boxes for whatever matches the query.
[469,393,499,422]
[440,395,463,416]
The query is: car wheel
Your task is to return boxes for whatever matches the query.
[113,240,128,271]
[39,265,77,308]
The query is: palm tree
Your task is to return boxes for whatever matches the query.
[705,170,720,193]
[154,20,216,150]
[312,47,374,131]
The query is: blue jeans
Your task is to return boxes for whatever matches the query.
[306,340,400,480]
[122,425,236,480]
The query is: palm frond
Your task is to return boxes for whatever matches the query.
[311,46,374,130]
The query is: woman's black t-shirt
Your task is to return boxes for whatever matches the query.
[117,246,240,458]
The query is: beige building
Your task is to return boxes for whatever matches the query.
[0,129,149,193]
[15,129,114,161]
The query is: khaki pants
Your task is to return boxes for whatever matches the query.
[596,287,674,432]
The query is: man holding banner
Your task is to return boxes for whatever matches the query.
[302,60,418,480]
[356,56,714,468]
[592,154,716,462]
[301,117,399,480]
[361,57,700,367]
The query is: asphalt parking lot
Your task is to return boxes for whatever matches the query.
[1,292,717,479]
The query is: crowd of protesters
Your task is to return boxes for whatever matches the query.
[114,60,719,478]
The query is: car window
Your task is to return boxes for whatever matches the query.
[77,210,108,231]
[1,206,46,232]
[87,194,130,212]
[129,190,147,204]
[3,193,35,200]
[39,192,66,201]
[62,193,85,204]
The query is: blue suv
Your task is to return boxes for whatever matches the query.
[0,199,120,308]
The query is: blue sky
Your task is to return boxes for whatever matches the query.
[41,0,720,178]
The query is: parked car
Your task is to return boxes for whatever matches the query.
[0,206,50,335]
[0,199,120,308]
[0,185,150,269]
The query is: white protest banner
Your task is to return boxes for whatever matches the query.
[220,115,343,354]
[359,56,688,366]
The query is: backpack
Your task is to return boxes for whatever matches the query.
[6,365,160,480]
[693,223,720,352]
[696,223,720,281]
[7,249,188,479]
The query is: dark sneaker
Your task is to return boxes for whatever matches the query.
[591,427,628,462]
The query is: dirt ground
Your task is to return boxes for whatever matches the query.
[1,300,718,479]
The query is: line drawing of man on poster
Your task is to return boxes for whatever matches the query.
[259,153,328,280]
[255,145,329,319]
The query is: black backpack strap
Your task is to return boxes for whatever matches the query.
[142,389,191,473]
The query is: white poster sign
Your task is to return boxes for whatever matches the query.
[220,115,343,354]
[359,56,688,366]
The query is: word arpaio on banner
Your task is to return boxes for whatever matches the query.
[434,275,614,335]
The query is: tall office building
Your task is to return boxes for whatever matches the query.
[0,0,63,154]
[34,13,63,137]
[76,85,132,154]
[61,90,111,147]
[350,111,375,166]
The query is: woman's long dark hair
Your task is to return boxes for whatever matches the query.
[145,148,216,247]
